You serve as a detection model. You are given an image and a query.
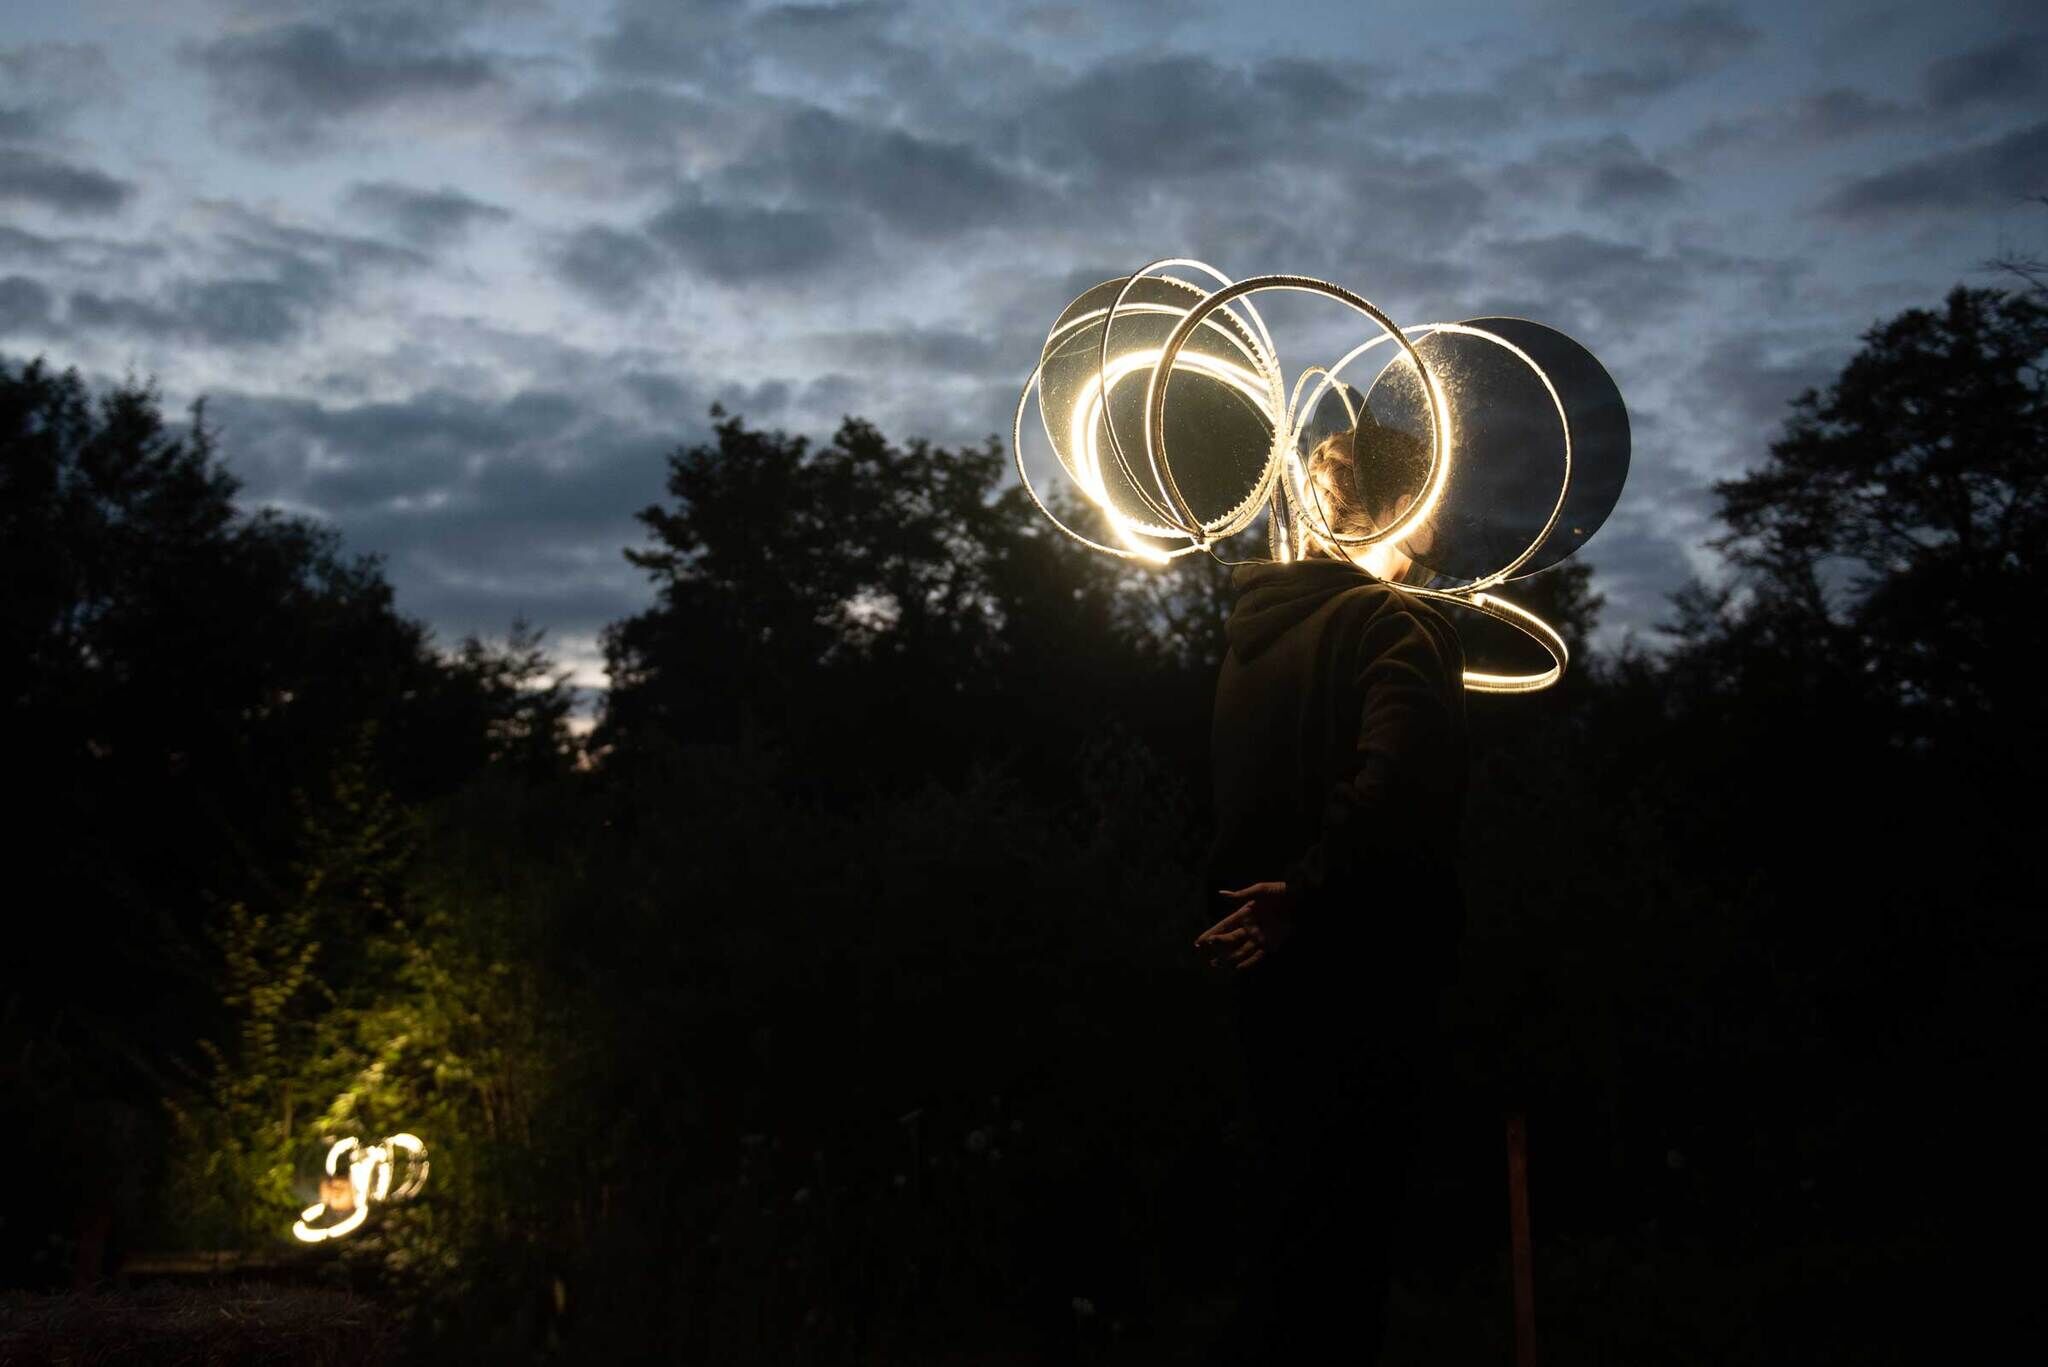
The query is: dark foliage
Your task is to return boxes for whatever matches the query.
[0,359,573,1292]
[3,272,2041,1361]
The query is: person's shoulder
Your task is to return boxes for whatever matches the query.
[1334,580,1465,673]
[1380,580,1458,633]
[1331,576,1431,625]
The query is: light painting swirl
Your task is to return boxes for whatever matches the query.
[291,1132,429,1243]
[1013,262,1631,692]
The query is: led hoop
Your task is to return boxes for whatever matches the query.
[1072,348,1280,541]
[1042,290,1277,535]
[1017,266,1613,693]
[291,1132,430,1243]
[1014,349,1228,563]
[1147,276,1450,555]
[1404,586,1569,694]
[1017,276,1283,562]
[1096,260,1285,540]
[1292,322,1574,591]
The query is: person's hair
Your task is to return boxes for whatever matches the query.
[1303,420,1431,544]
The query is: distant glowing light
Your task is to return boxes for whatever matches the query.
[1014,262,1630,693]
[291,1133,429,1243]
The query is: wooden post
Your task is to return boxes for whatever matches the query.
[1506,1111,1536,1367]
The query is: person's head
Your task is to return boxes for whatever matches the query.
[1302,421,1432,581]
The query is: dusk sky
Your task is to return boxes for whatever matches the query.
[3,0,2042,690]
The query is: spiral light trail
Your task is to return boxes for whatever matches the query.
[1013,262,1631,692]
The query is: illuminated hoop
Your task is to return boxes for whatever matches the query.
[1021,275,1282,561]
[292,1132,429,1243]
[1404,586,1568,694]
[1289,321,1573,592]
[1014,262,1620,693]
[1097,259,1284,537]
[1147,274,1451,556]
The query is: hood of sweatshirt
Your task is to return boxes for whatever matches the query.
[1225,558,1386,661]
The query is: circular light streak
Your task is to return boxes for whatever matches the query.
[1012,263,1631,693]
[291,1132,429,1243]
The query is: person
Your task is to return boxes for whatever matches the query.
[1194,420,1470,1364]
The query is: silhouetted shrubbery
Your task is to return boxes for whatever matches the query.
[3,278,2040,1361]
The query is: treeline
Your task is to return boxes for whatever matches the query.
[3,281,2042,1362]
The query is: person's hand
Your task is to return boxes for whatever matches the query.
[1194,882,1299,972]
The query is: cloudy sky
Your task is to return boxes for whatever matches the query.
[3,0,2043,686]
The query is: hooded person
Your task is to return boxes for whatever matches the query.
[1195,418,1469,1365]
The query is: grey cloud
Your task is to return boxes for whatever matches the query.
[1502,135,1684,214]
[202,200,430,282]
[719,378,795,417]
[0,42,115,140]
[0,225,60,264]
[1788,88,1913,141]
[591,0,750,80]
[623,371,805,430]
[1923,35,2048,112]
[1381,88,1514,139]
[797,373,862,419]
[592,0,929,104]
[342,180,512,248]
[522,74,1044,261]
[1522,3,1762,114]
[516,84,742,197]
[1677,87,1912,164]
[1637,3,1760,65]
[170,278,307,346]
[646,194,871,282]
[715,105,1029,237]
[0,224,165,275]
[0,275,56,333]
[1581,516,1705,638]
[1249,55,1371,123]
[1022,53,1361,179]
[72,281,309,348]
[751,1,918,75]
[0,147,136,216]
[186,19,509,152]
[521,83,725,157]
[208,383,674,640]
[1175,157,1485,293]
[620,370,697,419]
[224,0,521,34]
[65,202,430,347]
[1819,120,2048,221]
[1585,160,1682,210]
[1483,233,1701,331]
[1684,338,1844,435]
[808,326,1009,381]
[1339,152,1491,244]
[216,386,646,524]
[1016,4,1097,39]
[69,290,179,337]
[550,225,668,310]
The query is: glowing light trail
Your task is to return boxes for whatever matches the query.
[291,1132,429,1243]
[1013,261,1630,693]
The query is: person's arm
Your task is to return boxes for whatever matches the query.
[1280,600,1462,926]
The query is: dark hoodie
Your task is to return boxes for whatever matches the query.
[1206,557,1468,980]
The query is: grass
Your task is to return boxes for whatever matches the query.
[0,1285,397,1367]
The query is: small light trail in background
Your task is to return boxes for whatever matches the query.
[292,1132,429,1243]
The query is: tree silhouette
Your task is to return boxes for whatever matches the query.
[1,358,568,1288]
[601,411,1014,760]
[1711,286,2048,748]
